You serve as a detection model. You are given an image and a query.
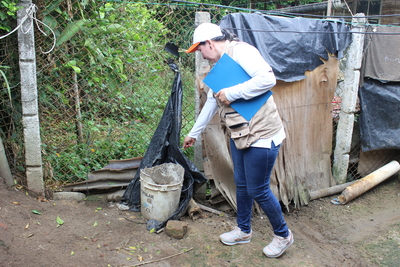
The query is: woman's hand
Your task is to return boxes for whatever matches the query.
[215,89,231,106]
[183,136,196,149]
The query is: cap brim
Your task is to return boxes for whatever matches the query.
[186,42,200,53]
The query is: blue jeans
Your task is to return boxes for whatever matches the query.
[230,139,289,238]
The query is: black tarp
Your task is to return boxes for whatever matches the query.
[121,56,207,229]
[359,79,400,152]
[219,13,352,82]
[359,26,400,152]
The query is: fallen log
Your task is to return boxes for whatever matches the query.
[337,160,400,204]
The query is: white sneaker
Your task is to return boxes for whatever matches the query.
[263,229,294,258]
[220,226,252,246]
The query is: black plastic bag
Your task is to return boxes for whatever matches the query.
[121,45,207,230]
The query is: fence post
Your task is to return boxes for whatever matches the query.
[0,137,13,186]
[193,12,211,172]
[17,1,44,194]
[332,14,366,185]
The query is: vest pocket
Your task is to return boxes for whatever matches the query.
[229,124,250,139]
[225,112,250,139]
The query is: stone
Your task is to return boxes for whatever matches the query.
[53,192,86,202]
[165,220,188,239]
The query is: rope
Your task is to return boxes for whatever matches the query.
[0,4,56,54]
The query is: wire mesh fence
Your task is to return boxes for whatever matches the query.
[33,0,207,187]
[0,0,398,191]
[0,28,22,178]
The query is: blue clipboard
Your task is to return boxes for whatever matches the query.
[203,53,272,121]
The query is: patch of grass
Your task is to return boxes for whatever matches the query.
[359,223,400,267]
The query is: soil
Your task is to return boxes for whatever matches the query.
[1,175,399,267]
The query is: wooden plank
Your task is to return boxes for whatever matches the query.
[273,56,339,207]
[381,1,400,25]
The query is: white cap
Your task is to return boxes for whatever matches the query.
[186,23,223,53]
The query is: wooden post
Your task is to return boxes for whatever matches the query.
[326,0,332,17]
[0,137,13,186]
[332,14,366,185]
[73,70,84,143]
[193,12,211,172]
[17,1,44,194]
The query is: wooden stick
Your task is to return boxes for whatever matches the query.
[128,247,193,267]
[197,203,228,216]
[309,181,355,201]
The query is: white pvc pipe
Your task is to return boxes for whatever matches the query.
[338,160,400,204]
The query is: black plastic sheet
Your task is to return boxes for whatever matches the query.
[359,78,400,152]
[219,13,352,82]
[121,57,207,229]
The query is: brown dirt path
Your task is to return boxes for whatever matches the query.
[1,175,399,267]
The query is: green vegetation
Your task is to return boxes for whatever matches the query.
[2,0,326,186]
[359,223,400,266]
[0,66,11,104]
[185,0,323,10]
[0,0,21,32]
[38,1,184,184]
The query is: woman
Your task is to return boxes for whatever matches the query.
[183,23,293,258]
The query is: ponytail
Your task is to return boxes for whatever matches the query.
[211,28,239,42]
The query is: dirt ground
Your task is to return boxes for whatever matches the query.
[1,174,399,267]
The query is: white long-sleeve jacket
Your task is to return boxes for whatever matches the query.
[188,42,285,148]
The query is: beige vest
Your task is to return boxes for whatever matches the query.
[215,41,283,149]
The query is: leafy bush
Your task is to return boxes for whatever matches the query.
[0,0,21,32]
[38,1,179,183]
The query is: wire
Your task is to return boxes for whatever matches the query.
[107,0,400,28]
[0,4,56,54]
[225,27,400,36]
[108,0,400,20]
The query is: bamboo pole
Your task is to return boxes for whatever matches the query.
[309,181,355,201]
[337,160,400,204]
